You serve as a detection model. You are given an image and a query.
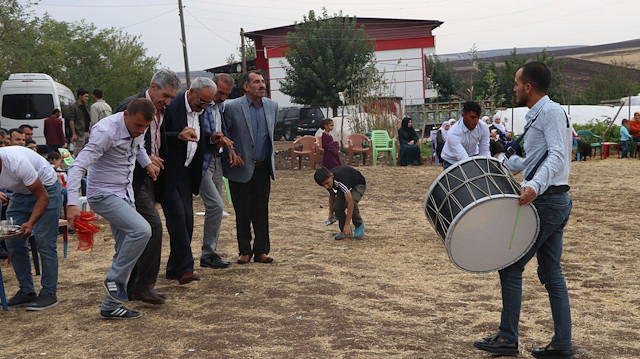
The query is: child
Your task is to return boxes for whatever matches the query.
[319,118,342,170]
[620,119,632,158]
[314,166,366,240]
[48,152,68,214]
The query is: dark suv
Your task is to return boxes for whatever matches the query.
[274,106,323,141]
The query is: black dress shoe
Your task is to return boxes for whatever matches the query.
[150,289,166,299]
[130,289,165,304]
[531,345,575,359]
[200,255,231,268]
[474,333,519,356]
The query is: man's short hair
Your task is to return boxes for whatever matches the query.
[242,70,262,85]
[19,124,33,131]
[76,88,88,97]
[314,167,331,185]
[0,129,7,138]
[93,88,103,98]
[520,61,552,94]
[150,68,181,92]
[190,77,216,92]
[126,98,156,122]
[462,101,482,116]
[25,138,36,146]
[622,119,629,125]
[213,73,234,87]
[52,108,60,115]
[48,151,62,160]
[8,128,24,137]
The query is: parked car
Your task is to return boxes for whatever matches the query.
[274,106,324,141]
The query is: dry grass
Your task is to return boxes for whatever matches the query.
[2,145,640,358]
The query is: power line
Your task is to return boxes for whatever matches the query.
[37,1,175,8]
[123,8,176,29]
[184,8,238,47]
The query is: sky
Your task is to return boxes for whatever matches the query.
[27,0,640,73]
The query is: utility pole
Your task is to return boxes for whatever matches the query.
[240,28,247,75]
[178,0,191,88]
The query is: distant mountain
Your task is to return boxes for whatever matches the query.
[436,45,582,62]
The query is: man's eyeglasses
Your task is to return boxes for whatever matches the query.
[197,97,213,106]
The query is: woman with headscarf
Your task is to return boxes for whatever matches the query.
[398,117,422,166]
[436,120,451,162]
[492,114,507,134]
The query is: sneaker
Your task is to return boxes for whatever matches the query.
[354,222,365,239]
[7,290,37,307]
[222,211,230,217]
[103,279,128,303]
[100,305,142,319]
[334,232,346,240]
[474,333,519,356]
[25,292,58,311]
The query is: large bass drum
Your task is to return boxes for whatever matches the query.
[424,156,539,273]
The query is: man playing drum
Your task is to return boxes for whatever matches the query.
[473,62,574,359]
[440,101,490,169]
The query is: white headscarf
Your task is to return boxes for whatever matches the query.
[440,120,451,141]
[491,114,506,133]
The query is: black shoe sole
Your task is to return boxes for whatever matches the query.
[474,342,519,356]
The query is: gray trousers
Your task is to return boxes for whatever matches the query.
[334,183,366,230]
[199,156,225,258]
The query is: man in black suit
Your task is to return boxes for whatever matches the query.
[116,69,181,304]
[162,77,215,284]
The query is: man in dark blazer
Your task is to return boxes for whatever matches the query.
[162,77,215,285]
[116,69,181,304]
[223,70,278,264]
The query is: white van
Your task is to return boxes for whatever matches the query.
[0,73,75,145]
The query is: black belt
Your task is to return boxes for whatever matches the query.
[254,160,265,166]
[542,185,570,195]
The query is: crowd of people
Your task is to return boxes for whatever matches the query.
[0,62,587,358]
[1,69,279,319]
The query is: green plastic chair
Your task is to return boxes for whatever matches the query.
[370,130,397,166]
[576,130,602,159]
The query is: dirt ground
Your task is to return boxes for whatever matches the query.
[2,141,640,358]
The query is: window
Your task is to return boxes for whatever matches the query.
[2,94,54,120]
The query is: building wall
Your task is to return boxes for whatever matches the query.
[267,47,436,108]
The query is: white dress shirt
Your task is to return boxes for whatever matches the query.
[184,92,201,167]
[441,119,491,164]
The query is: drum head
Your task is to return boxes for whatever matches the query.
[445,195,539,273]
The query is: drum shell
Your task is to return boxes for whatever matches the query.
[424,156,539,273]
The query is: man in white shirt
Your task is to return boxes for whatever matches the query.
[161,77,215,285]
[440,101,490,168]
[0,146,63,311]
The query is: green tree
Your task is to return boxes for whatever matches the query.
[577,61,640,105]
[0,2,159,109]
[425,55,464,102]
[279,9,376,116]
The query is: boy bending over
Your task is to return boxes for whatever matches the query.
[314,166,366,240]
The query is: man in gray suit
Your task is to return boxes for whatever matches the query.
[223,70,278,264]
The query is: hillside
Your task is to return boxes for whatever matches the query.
[451,39,640,98]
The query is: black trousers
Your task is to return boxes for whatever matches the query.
[228,163,271,257]
[127,176,163,292]
[162,166,195,278]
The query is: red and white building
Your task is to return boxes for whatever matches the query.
[244,18,443,109]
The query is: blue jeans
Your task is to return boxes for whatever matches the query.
[621,140,628,158]
[497,192,573,350]
[5,181,63,295]
[88,195,151,311]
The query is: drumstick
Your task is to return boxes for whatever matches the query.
[509,206,522,249]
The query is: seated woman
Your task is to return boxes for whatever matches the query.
[398,117,422,166]
[436,120,451,162]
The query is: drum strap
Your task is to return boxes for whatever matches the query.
[522,110,570,181]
